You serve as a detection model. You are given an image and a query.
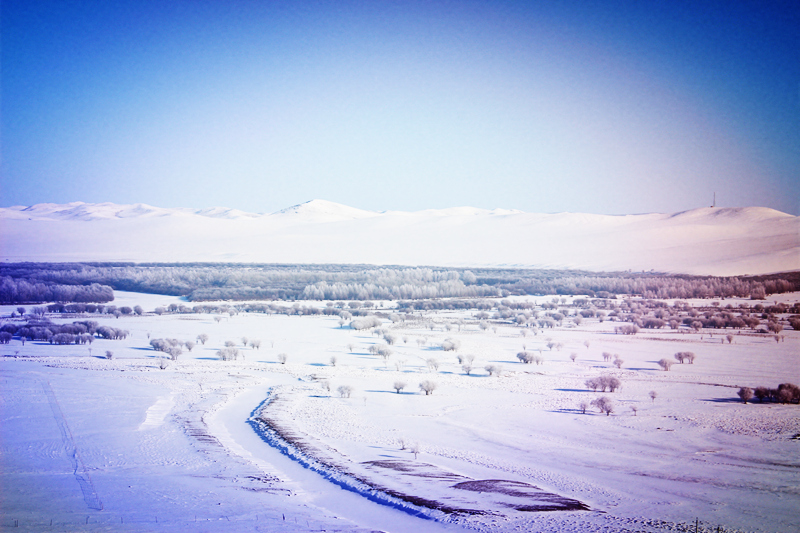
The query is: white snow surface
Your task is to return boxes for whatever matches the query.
[2,292,799,532]
[2,201,797,275]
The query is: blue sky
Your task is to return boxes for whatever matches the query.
[2,0,798,215]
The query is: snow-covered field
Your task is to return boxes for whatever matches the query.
[2,200,798,275]
[2,291,798,532]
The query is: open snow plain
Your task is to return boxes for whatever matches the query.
[2,291,799,532]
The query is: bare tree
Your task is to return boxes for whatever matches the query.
[197,333,209,345]
[184,340,195,352]
[649,390,658,402]
[570,353,577,363]
[277,353,288,364]
[338,385,353,398]
[726,334,734,344]
[347,343,356,353]
[393,381,407,394]
[105,350,113,360]
[579,401,588,414]
[329,356,337,366]
[630,405,638,416]
[657,358,673,371]
[613,357,624,369]
[249,339,261,350]
[419,380,438,395]
[225,340,236,348]
[426,358,440,372]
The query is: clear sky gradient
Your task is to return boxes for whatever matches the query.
[2,0,798,215]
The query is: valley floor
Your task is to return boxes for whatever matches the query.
[1,292,798,532]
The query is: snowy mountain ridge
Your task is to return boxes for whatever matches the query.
[1,201,797,276]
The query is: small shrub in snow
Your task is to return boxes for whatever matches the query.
[419,380,437,395]
[393,381,407,394]
[441,338,461,352]
[105,350,113,360]
[485,364,502,377]
[338,385,353,398]
[457,354,475,365]
[657,358,673,371]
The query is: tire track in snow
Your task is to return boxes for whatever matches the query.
[41,380,103,511]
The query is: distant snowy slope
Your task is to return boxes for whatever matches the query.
[1,202,797,275]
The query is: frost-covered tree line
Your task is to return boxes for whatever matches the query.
[1,263,796,302]
[0,276,114,304]
[0,319,128,344]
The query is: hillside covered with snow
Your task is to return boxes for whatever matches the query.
[1,200,797,276]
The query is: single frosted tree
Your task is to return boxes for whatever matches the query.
[614,358,624,369]
[462,363,473,375]
[579,401,588,414]
[393,381,407,394]
[726,334,734,344]
[570,353,577,363]
[241,337,248,347]
[225,340,236,348]
[329,356,337,366]
[737,387,753,404]
[185,340,195,352]
[338,385,353,398]
[133,305,143,315]
[419,380,438,395]
[630,405,638,416]
[277,353,288,364]
[426,358,440,372]
[649,390,658,402]
[657,358,673,371]
[197,333,209,345]
[105,350,113,360]
[584,340,590,349]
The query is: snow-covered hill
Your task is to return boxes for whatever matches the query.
[1,201,797,275]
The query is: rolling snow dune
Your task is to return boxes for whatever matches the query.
[1,201,797,275]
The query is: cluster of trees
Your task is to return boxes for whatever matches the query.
[737,383,800,404]
[585,375,621,392]
[3,263,796,302]
[0,320,128,344]
[0,276,113,304]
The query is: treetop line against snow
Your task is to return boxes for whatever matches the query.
[1,263,797,304]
